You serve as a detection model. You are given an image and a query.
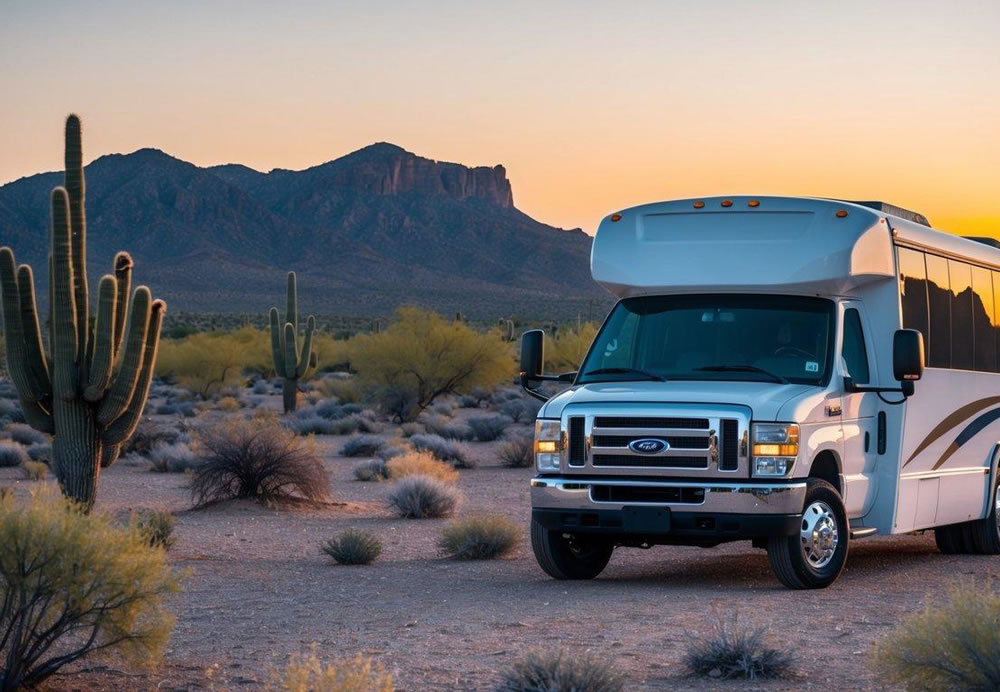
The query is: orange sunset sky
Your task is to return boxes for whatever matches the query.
[1,1,998,237]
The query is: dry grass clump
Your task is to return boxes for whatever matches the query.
[409,434,473,468]
[340,434,386,457]
[386,451,459,484]
[312,376,362,404]
[440,514,519,560]
[131,509,177,550]
[190,420,330,507]
[386,476,460,519]
[22,460,48,481]
[872,582,1000,690]
[421,414,474,441]
[684,614,794,681]
[0,441,28,468]
[468,414,513,442]
[353,458,389,482]
[124,421,187,456]
[400,422,424,438]
[148,442,200,473]
[322,529,382,565]
[216,396,242,412]
[0,488,180,690]
[278,648,392,692]
[498,651,624,692]
[497,434,533,468]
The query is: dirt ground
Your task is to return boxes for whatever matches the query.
[4,401,999,691]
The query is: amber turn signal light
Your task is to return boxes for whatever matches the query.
[610,213,622,222]
[836,210,849,218]
[721,200,733,208]
[693,201,705,209]
[748,200,760,207]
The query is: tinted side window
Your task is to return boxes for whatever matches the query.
[949,260,974,371]
[898,247,929,346]
[925,254,951,368]
[842,308,870,384]
[972,266,996,372]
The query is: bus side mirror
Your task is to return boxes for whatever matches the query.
[520,329,544,383]
[893,329,925,385]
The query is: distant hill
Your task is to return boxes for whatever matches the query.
[0,143,609,321]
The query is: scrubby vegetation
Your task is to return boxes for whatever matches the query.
[684,614,794,681]
[0,441,28,468]
[322,529,383,565]
[545,322,599,372]
[22,460,48,481]
[497,433,533,468]
[190,421,330,507]
[468,414,513,441]
[440,514,519,560]
[0,489,180,689]
[498,651,624,692]
[410,434,473,468]
[279,649,392,692]
[353,458,388,482]
[340,434,386,457]
[131,508,177,549]
[872,582,1000,690]
[386,476,460,518]
[148,442,200,473]
[386,451,459,484]
[5,422,48,446]
[157,327,271,397]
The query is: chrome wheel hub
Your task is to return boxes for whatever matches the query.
[800,500,839,569]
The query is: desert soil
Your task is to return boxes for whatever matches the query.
[4,403,997,691]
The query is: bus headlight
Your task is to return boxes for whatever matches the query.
[535,420,563,472]
[751,423,799,477]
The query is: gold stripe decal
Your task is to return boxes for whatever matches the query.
[903,395,1000,468]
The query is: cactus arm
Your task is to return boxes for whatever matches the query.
[112,252,133,357]
[50,187,79,400]
[283,323,298,381]
[269,307,286,378]
[295,315,315,378]
[16,265,52,400]
[96,287,151,426]
[84,275,117,402]
[286,271,298,334]
[100,443,121,469]
[103,299,164,446]
[1,249,46,402]
[64,114,89,372]
[20,397,54,433]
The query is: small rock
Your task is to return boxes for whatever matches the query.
[708,668,722,679]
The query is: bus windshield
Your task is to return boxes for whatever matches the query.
[577,294,834,386]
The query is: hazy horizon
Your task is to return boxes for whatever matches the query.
[2,0,998,237]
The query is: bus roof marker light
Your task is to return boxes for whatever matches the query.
[610,213,623,222]
[721,200,734,208]
[693,201,705,209]
[836,210,849,218]
[748,200,760,208]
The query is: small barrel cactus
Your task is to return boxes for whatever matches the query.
[0,115,165,509]
[269,271,315,413]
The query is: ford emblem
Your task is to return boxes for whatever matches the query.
[628,438,668,455]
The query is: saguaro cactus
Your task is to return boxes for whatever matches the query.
[269,271,315,413]
[0,115,165,510]
[497,318,515,342]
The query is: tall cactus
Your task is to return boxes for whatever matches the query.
[269,271,315,413]
[0,115,165,510]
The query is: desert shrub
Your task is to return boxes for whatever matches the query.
[22,460,48,481]
[322,529,383,565]
[340,434,386,457]
[351,414,382,434]
[410,434,473,468]
[500,398,542,423]
[5,422,47,446]
[131,509,177,549]
[279,648,392,692]
[124,421,186,456]
[0,441,28,468]
[386,451,459,484]
[148,442,201,473]
[498,651,624,692]
[326,417,361,435]
[216,396,242,412]
[178,401,199,418]
[685,614,793,680]
[312,375,362,404]
[386,476,460,519]
[352,307,514,421]
[155,402,179,415]
[286,414,341,436]
[0,488,180,690]
[440,514,519,560]
[314,400,349,420]
[545,322,599,371]
[498,434,533,468]
[26,442,52,463]
[872,582,1000,690]
[353,458,388,482]
[375,442,408,461]
[430,401,454,416]
[252,379,271,395]
[457,394,479,408]
[468,414,513,442]
[400,422,424,438]
[190,420,330,507]
[156,326,272,397]
[421,414,474,441]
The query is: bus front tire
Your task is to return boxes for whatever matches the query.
[767,479,849,589]
[531,518,613,580]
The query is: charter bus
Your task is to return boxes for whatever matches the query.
[519,196,1000,589]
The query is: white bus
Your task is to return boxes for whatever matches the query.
[521,196,1000,589]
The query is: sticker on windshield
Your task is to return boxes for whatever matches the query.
[805,361,819,373]
[604,339,618,357]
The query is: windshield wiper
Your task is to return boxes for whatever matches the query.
[582,367,667,382]
[693,365,789,384]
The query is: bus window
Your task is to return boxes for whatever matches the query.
[949,260,974,371]
[972,266,996,372]
[898,247,929,347]
[925,254,951,368]
[842,308,870,384]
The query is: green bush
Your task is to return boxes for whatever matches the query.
[131,508,177,550]
[278,648,392,692]
[440,514,519,560]
[498,651,624,692]
[872,582,1000,690]
[386,476,460,519]
[156,327,272,396]
[684,614,793,680]
[322,529,382,565]
[0,489,180,689]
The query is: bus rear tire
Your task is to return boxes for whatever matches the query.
[934,524,964,554]
[969,478,1000,554]
[767,479,848,589]
[530,518,613,580]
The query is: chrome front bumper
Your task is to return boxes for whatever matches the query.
[531,477,807,515]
